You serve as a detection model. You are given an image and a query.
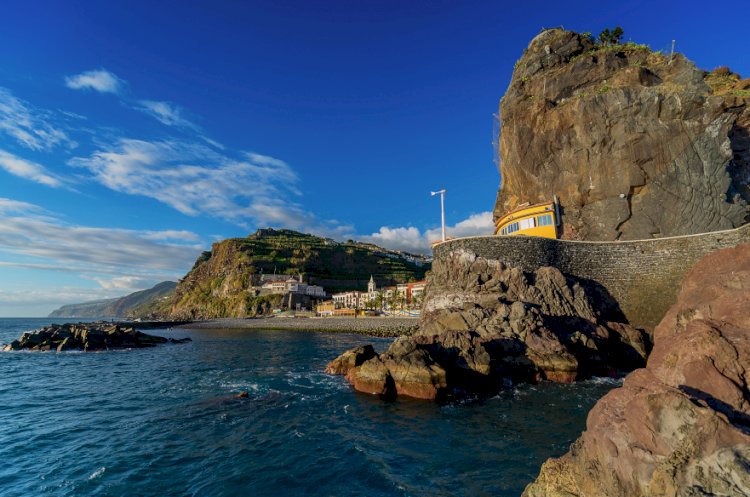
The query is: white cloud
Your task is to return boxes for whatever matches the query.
[136,100,197,129]
[69,138,306,226]
[84,275,158,291]
[0,87,72,151]
[0,149,63,187]
[363,211,495,254]
[0,197,43,214]
[64,69,124,94]
[0,197,202,276]
[141,230,201,242]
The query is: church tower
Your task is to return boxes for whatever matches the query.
[368,275,376,293]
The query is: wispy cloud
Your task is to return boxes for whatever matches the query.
[83,275,160,291]
[69,138,306,226]
[362,211,495,253]
[64,68,124,94]
[0,287,126,306]
[136,100,197,129]
[0,87,72,151]
[0,196,202,278]
[0,149,63,187]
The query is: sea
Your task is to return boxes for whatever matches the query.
[0,317,620,497]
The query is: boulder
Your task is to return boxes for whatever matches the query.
[324,345,377,376]
[523,243,750,497]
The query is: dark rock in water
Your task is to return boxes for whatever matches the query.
[1,322,191,352]
[327,251,650,401]
[523,242,750,497]
[324,345,377,376]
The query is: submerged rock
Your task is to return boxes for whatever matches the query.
[523,242,750,497]
[1,322,191,352]
[327,251,650,401]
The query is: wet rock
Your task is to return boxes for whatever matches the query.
[523,243,750,497]
[324,345,377,376]
[328,251,650,400]
[0,322,190,352]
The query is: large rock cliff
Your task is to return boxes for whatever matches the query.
[495,29,750,240]
[522,243,750,497]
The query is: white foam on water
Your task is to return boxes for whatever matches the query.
[587,376,624,386]
[88,467,106,480]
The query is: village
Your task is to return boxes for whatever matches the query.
[251,273,426,317]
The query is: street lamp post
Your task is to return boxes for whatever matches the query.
[431,189,447,242]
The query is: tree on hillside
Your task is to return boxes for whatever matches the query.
[597,28,610,45]
[597,26,624,46]
[610,26,624,44]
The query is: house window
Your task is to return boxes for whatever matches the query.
[519,217,536,230]
[538,214,553,226]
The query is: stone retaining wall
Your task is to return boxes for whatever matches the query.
[432,224,750,329]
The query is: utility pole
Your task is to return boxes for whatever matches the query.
[669,39,675,64]
[431,189,447,242]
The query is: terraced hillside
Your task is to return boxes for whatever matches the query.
[169,229,430,319]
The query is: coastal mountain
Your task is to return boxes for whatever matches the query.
[48,281,176,318]
[168,228,430,319]
[494,28,750,240]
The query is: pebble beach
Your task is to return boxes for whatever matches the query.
[176,316,419,337]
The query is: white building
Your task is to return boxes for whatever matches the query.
[261,276,326,298]
[332,291,368,309]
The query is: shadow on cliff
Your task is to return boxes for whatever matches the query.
[679,385,750,435]
[580,277,629,324]
[728,122,750,216]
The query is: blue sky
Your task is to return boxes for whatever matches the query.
[1,0,748,316]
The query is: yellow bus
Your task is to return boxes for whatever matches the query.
[495,198,560,239]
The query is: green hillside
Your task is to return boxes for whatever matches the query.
[169,229,430,319]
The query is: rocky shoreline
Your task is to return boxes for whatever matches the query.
[1,322,191,352]
[523,242,750,496]
[327,253,650,400]
[177,316,418,338]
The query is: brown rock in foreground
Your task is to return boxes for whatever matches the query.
[326,251,650,401]
[522,243,750,497]
[1,322,190,352]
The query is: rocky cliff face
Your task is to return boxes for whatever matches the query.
[495,29,750,240]
[327,249,650,400]
[523,242,750,497]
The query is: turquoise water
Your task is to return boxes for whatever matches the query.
[0,318,617,497]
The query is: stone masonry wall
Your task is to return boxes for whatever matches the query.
[432,224,750,329]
